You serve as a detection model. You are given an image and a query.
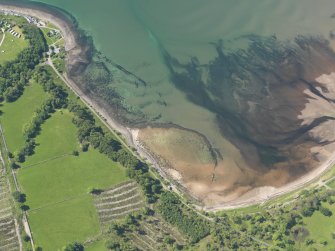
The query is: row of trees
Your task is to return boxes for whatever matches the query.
[1,17,167,251]
[12,68,69,164]
[108,188,331,250]
[298,189,335,218]
[157,192,210,243]
[62,242,84,251]
[68,101,162,203]
[203,188,335,250]
[0,21,211,249]
[0,22,47,102]
[33,67,68,109]
[105,209,184,251]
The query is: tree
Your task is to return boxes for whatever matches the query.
[105,239,137,251]
[4,86,22,102]
[15,152,25,163]
[305,238,314,246]
[81,142,89,152]
[320,239,328,246]
[22,140,35,156]
[301,207,314,217]
[10,161,19,169]
[106,240,121,251]
[157,192,210,243]
[63,242,84,251]
[87,187,102,195]
[0,22,47,103]
[20,204,30,211]
[109,223,126,236]
[319,206,332,217]
[12,191,26,203]
[163,236,175,245]
[23,235,31,242]
[72,150,79,156]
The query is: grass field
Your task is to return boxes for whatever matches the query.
[52,57,66,73]
[28,195,100,251]
[46,22,58,30]
[40,65,118,137]
[0,82,49,153]
[54,38,65,47]
[86,240,107,251]
[0,30,29,65]
[13,107,128,250]
[18,146,128,210]
[194,236,213,251]
[302,203,335,250]
[23,110,78,167]
[0,61,132,250]
[327,179,335,189]
[40,27,61,46]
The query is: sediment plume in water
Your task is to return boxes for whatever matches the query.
[78,33,335,205]
[37,8,335,204]
[3,0,335,206]
[156,35,335,203]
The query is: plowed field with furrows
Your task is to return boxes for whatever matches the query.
[93,181,145,223]
[0,174,20,251]
[128,216,186,251]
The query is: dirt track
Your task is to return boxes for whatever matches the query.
[0,33,6,48]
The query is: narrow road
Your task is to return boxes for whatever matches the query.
[0,140,23,251]
[0,32,5,48]
[0,124,35,251]
[47,57,274,248]
[46,57,135,157]
[50,37,63,47]
[47,56,213,222]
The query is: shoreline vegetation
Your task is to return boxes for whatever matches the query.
[0,2,335,251]
[0,1,334,212]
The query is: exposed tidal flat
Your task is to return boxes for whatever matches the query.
[3,0,335,208]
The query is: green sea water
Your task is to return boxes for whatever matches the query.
[31,0,335,125]
[24,1,335,189]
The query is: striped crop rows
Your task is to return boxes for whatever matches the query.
[128,216,185,251]
[0,174,20,251]
[94,181,145,224]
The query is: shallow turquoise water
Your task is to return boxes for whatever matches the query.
[21,1,335,194]
[32,0,335,128]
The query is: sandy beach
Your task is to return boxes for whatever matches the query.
[1,2,335,211]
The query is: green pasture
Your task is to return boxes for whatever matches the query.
[28,195,100,251]
[327,179,335,189]
[0,31,29,64]
[23,109,78,167]
[0,82,49,153]
[302,203,335,250]
[86,239,107,251]
[40,27,61,46]
[17,106,128,250]
[18,146,128,209]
